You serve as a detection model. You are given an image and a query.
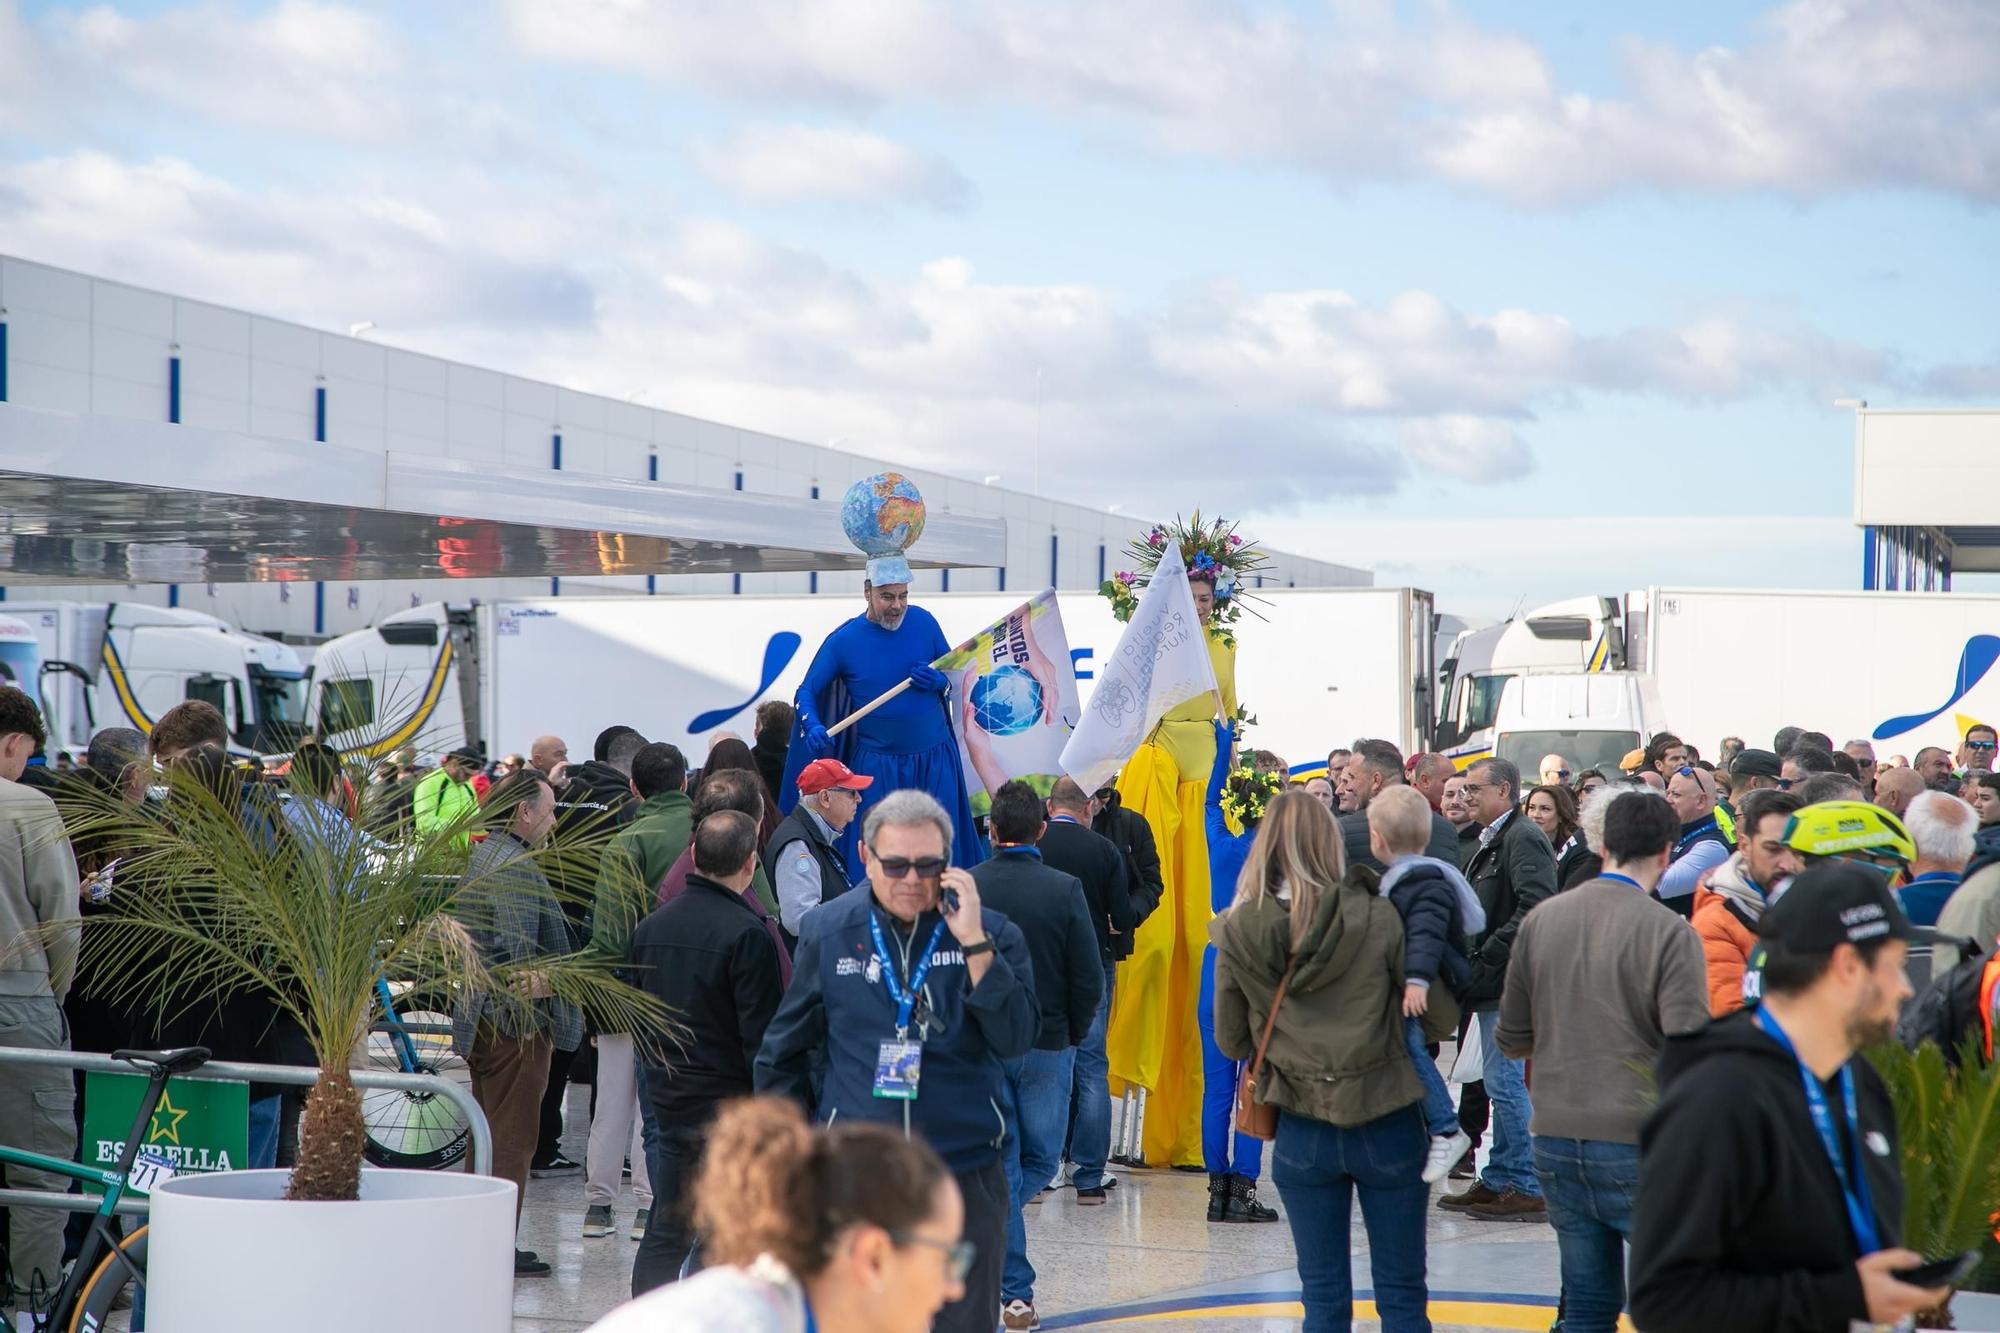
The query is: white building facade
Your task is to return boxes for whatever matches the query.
[0,254,1369,639]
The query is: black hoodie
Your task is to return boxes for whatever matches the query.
[1629,1011,1904,1333]
[550,760,638,942]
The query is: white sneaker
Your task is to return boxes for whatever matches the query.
[1001,1298,1042,1330]
[1051,1161,1074,1190]
[1423,1130,1473,1185]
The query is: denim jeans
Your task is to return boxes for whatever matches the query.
[1533,1137,1639,1333]
[1069,959,1115,1190]
[1271,1105,1431,1333]
[1401,1018,1459,1138]
[247,1095,282,1170]
[1476,1010,1538,1196]
[999,1046,1076,1304]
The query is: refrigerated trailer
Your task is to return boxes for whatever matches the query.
[1627,586,2000,758]
[308,587,1437,772]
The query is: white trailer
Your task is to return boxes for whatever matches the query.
[7,602,309,759]
[1628,586,2000,759]
[309,587,1437,772]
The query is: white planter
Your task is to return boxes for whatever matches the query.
[146,1168,516,1332]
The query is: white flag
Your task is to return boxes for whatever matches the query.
[1060,545,1219,792]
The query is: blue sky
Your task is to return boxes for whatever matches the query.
[1,0,1996,613]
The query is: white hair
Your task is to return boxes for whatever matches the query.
[1905,790,1976,868]
[861,788,954,855]
[1578,780,1662,855]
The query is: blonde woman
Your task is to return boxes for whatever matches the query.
[1209,791,1430,1333]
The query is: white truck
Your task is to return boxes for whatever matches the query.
[307,587,1438,772]
[1627,586,2000,759]
[1433,595,1626,769]
[8,602,310,759]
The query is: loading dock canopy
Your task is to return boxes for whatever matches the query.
[1853,408,2000,580]
[0,404,1005,583]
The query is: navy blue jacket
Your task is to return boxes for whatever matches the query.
[752,884,1038,1173]
[1383,861,1472,994]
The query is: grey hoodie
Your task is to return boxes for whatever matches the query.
[0,778,80,1000]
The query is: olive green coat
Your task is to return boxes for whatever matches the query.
[1209,866,1422,1130]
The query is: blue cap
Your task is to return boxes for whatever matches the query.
[866,556,913,586]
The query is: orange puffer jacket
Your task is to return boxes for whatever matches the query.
[1691,853,1765,1017]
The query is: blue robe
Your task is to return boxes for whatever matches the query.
[778,605,985,880]
[1198,734,1263,1179]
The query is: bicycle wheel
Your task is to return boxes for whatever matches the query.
[362,989,473,1170]
[68,1224,145,1333]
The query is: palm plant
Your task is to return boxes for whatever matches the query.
[1866,1039,2000,1328]
[43,750,670,1203]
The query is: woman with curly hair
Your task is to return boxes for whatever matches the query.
[588,1097,967,1333]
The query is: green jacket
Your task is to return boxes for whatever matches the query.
[412,768,477,851]
[590,791,693,962]
[1210,865,1421,1130]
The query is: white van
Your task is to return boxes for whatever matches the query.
[1491,671,1665,779]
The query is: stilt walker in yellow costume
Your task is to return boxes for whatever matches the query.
[1101,516,1266,1168]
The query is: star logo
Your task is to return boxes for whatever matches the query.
[148,1090,189,1147]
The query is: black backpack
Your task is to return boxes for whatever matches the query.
[1896,938,1994,1067]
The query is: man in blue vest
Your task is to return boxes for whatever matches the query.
[766,757,870,946]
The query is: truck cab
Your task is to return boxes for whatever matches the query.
[1434,595,1625,768]
[18,602,308,759]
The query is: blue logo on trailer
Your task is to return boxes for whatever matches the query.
[1873,635,2000,740]
[687,632,803,736]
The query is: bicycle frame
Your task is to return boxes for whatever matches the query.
[375,975,422,1073]
[0,1060,175,1328]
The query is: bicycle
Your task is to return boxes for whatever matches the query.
[0,1045,209,1333]
[360,977,472,1170]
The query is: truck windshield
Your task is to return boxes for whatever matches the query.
[1464,674,1511,733]
[1497,730,1640,776]
[250,667,308,751]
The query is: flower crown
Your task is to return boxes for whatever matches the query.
[1099,511,1269,645]
[1219,764,1284,827]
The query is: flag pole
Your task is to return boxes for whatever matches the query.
[826,679,915,738]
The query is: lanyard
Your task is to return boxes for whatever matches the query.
[1676,817,1720,854]
[802,1297,817,1333]
[1753,1006,1880,1255]
[868,908,949,1037]
[1597,873,1644,892]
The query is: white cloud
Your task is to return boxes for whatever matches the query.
[693,123,971,209]
[0,149,1936,519]
[505,0,2000,202]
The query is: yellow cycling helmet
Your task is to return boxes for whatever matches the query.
[1781,800,1915,866]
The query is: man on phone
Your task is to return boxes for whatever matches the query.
[1630,861,1957,1332]
[756,788,1037,1333]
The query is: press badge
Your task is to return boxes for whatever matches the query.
[874,1039,923,1100]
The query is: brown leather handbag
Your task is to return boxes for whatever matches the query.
[1234,962,1296,1142]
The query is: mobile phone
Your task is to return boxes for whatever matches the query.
[1894,1251,1979,1289]
[942,887,961,916]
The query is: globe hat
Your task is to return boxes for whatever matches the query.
[866,555,914,586]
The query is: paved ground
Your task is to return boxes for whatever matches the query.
[509,1086,1568,1332]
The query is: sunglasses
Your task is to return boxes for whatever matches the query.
[1968,740,1997,752]
[872,854,948,881]
[1548,768,1572,778]
[890,1231,977,1283]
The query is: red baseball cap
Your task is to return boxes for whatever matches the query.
[798,758,874,796]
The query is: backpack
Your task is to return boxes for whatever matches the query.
[1896,939,1999,1067]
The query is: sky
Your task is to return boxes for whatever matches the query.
[1,0,1996,616]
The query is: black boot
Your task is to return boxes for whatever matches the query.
[1225,1173,1280,1223]
[1206,1173,1230,1222]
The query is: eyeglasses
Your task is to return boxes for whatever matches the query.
[1459,781,1490,794]
[1968,740,1997,752]
[1776,778,1793,790]
[1547,769,1572,778]
[889,1230,977,1283]
[871,854,948,881]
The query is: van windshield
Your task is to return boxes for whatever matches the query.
[1464,674,1511,732]
[1497,730,1639,776]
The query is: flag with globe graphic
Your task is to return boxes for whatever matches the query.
[933,589,1083,807]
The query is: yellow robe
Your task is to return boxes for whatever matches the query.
[1105,633,1236,1167]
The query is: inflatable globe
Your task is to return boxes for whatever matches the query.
[841,472,927,557]
[970,664,1043,738]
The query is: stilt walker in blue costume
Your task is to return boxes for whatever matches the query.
[778,473,984,881]
[1197,729,1283,1224]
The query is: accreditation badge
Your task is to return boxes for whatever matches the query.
[873,1039,923,1100]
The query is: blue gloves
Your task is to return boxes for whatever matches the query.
[804,724,833,756]
[909,665,950,695]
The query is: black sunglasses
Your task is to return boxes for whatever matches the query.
[872,855,948,881]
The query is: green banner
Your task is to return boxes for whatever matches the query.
[81,1072,249,1190]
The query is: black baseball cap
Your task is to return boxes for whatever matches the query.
[1731,748,1783,780]
[1755,861,1948,953]
[446,746,484,766]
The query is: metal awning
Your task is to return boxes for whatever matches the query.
[0,404,1004,583]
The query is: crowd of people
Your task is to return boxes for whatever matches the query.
[5,582,2000,1332]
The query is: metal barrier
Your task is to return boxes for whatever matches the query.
[0,1047,492,1218]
